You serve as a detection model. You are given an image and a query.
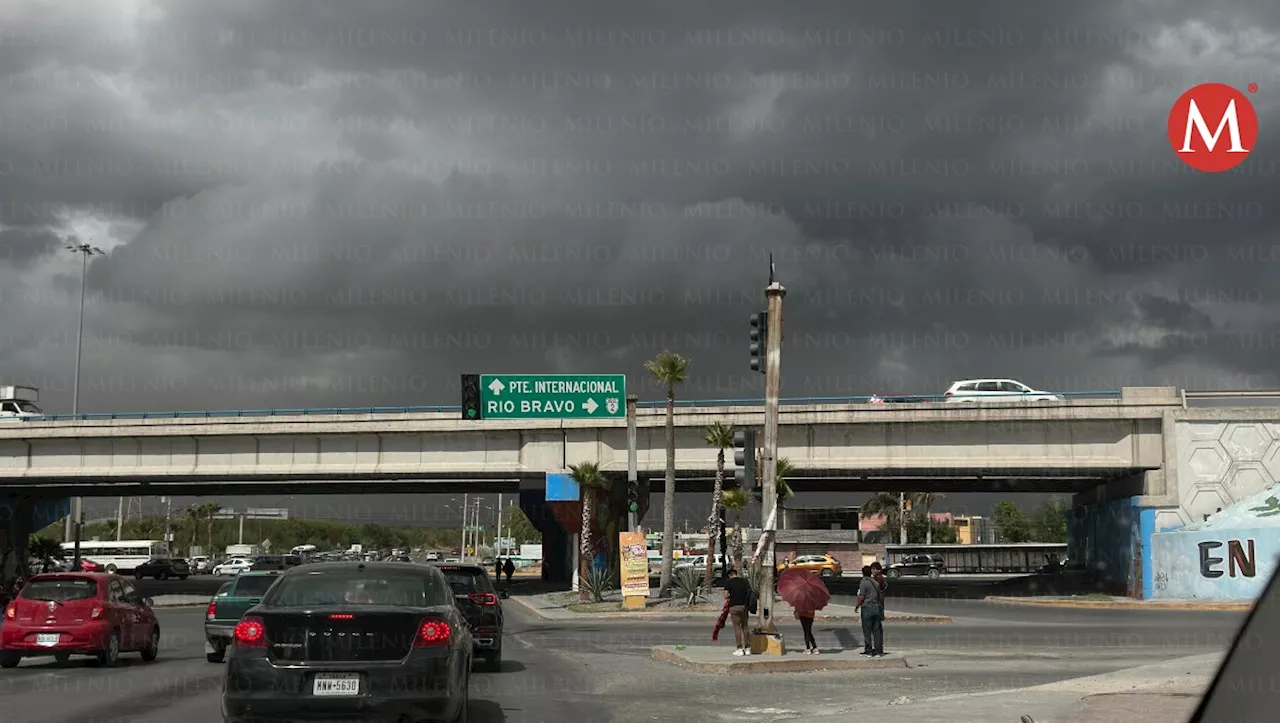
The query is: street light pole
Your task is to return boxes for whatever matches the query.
[495,493,503,555]
[66,241,103,569]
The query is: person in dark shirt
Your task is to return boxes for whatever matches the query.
[494,557,504,583]
[722,569,752,656]
[503,558,515,584]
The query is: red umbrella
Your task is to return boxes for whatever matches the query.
[777,568,830,613]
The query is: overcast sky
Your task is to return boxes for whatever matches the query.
[3,1,1278,523]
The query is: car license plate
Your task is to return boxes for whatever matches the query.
[36,633,60,646]
[313,673,360,696]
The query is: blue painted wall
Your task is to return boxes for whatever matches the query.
[1067,498,1181,598]
[1152,526,1279,599]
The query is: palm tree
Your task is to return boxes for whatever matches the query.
[568,461,610,601]
[721,489,749,573]
[752,458,795,524]
[860,492,905,543]
[645,350,689,598]
[917,492,945,544]
[702,422,734,590]
[28,536,64,572]
[185,505,202,554]
[188,502,222,555]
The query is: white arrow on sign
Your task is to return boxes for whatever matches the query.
[583,398,599,414]
[488,379,506,395]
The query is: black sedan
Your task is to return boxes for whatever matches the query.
[221,561,472,723]
[431,562,508,671]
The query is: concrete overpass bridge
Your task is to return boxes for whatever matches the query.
[0,387,1181,496]
[5,385,1280,598]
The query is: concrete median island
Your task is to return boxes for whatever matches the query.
[652,645,910,673]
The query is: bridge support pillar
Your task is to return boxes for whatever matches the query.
[518,485,571,584]
[0,496,67,592]
[1067,472,1182,599]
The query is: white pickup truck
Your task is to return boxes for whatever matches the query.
[0,385,42,420]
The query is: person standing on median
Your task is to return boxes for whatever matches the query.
[503,558,515,585]
[855,565,885,657]
[494,557,503,583]
[723,568,752,656]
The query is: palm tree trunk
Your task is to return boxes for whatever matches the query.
[925,496,933,545]
[658,385,676,597]
[207,520,214,555]
[579,490,593,601]
[704,448,725,591]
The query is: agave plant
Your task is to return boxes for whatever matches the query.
[670,566,705,606]
[580,563,616,603]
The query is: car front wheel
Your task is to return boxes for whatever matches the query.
[141,627,159,662]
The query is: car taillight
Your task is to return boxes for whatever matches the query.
[4,603,13,619]
[233,616,266,647]
[329,613,354,620]
[206,601,217,621]
[468,593,497,606]
[90,605,104,619]
[414,619,451,647]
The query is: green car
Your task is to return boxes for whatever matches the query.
[204,570,282,662]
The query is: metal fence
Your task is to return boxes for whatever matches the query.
[885,543,1069,574]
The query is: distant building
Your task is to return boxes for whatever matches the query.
[953,515,994,544]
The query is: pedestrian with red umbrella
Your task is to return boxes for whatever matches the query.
[777,567,830,655]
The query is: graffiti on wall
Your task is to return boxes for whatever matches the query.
[1199,539,1257,579]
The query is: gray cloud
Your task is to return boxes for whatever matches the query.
[1,0,1279,419]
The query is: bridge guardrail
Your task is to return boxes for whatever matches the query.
[13,390,1129,422]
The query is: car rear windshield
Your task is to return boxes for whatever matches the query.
[436,567,493,593]
[265,570,445,607]
[233,575,278,596]
[21,578,97,602]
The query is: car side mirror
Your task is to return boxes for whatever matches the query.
[143,597,154,607]
[499,590,510,599]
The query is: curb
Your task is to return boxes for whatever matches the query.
[651,646,909,674]
[984,595,1253,611]
[510,597,950,623]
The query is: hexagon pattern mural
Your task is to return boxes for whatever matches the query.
[1179,422,1280,523]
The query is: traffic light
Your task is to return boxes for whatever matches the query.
[750,311,768,373]
[461,374,482,420]
[733,429,757,492]
[627,478,640,513]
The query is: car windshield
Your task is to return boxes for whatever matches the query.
[437,567,492,593]
[233,575,278,596]
[266,569,442,607]
[21,578,96,602]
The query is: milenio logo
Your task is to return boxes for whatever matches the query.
[1167,82,1259,172]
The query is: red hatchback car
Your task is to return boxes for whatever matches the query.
[0,572,160,667]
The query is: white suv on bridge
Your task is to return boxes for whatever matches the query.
[944,379,1062,402]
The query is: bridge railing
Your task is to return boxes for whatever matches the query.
[13,390,1127,422]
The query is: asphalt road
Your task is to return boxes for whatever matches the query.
[0,586,1245,723]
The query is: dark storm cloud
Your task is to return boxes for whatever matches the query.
[0,227,59,266]
[1,0,1278,416]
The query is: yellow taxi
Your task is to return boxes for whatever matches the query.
[777,553,843,578]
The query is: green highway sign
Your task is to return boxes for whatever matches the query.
[479,374,626,419]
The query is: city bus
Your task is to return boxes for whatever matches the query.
[59,539,169,573]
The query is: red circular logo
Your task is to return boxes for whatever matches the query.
[1167,83,1258,173]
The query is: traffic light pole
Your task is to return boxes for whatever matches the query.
[758,281,785,635]
[626,394,638,531]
